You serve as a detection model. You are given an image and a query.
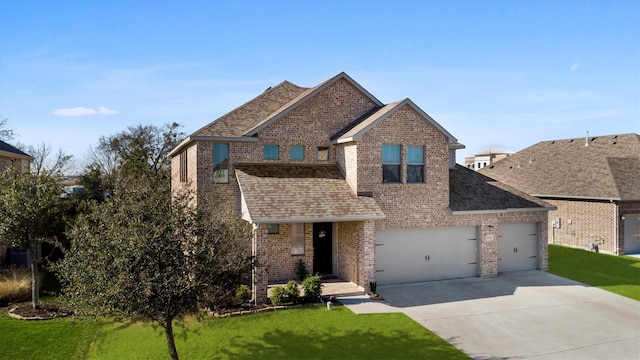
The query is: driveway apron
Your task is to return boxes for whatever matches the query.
[341,271,640,360]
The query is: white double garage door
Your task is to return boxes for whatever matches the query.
[376,223,539,285]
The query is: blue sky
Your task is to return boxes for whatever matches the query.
[1,0,638,173]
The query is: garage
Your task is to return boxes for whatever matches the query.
[623,214,640,254]
[498,222,539,272]
[375,227,478,285]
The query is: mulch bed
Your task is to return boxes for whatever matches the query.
[7,302,71,320]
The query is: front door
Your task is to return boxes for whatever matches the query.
[313,222,333,275]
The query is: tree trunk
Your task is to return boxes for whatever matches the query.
[29,235,39,309]
[163,318,180,360]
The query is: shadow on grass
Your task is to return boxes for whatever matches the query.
[215,326,467,359]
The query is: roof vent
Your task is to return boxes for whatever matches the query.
[584,131,589,147]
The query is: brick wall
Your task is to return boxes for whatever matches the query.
[265,223,313,283]
[547,199,616,253]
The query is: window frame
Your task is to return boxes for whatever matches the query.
[289,145,304,161]
[290,223,305,255]
[179,151,187,182]
[382,144,401,183]
[406,145,424,183]
[316,146,329,161]
[264,145,279,160]
[213,143,229,183]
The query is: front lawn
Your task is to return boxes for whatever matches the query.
[0,305,468,359]
[548,244,640,301]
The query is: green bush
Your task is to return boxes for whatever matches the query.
[270,286,286,305]
[285,280,299,301]
[235,284,251,304]
[296,259,308,281]
[302,274,323,302]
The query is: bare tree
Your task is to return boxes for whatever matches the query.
[21,141,74,176]
[0,118,15,141]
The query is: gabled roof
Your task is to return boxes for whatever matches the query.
[479,133,640,201]
[235,163,385,223]
[449,164,553,213]
[0,140,33,160]
[245,72,383,136]
[332,98,459,146]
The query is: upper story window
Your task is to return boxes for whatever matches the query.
[213,143,229,183]
[316,147,329,161]
[179,151,187,182]
[290,146,304,161]
[264,145,279,160]
[382,144,401,183]
[406,145,424,183]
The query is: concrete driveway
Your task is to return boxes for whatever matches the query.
[340,271,640,359]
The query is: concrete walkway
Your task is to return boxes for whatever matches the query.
[339,271,640,360]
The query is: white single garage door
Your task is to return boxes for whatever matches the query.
[376,227,478,285]
[498,222,539,273]
[623,214,640,254]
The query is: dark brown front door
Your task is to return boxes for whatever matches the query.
[313,222,333,275]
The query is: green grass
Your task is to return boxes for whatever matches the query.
[0,311,100,360]
[0,306,468,360]
[548,244,640,301]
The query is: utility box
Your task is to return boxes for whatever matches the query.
[552,218,561,229]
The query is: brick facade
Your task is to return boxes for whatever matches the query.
[170,73,551,303]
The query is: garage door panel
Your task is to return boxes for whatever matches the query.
[498,223,539,272]
[623,215,640,254]
[376,227,478,285]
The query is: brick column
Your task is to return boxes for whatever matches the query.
[252,224,269,304]
[361,220,376,293]
[480,219,499,277]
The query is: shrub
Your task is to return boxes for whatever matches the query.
[235,284,251,304]
[270,286,286,305]
[0,269,32,306]
[296,259,308,281]
[285,280,299,302]
[302,274,323,302]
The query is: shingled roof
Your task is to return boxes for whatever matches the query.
[0,140,33,159]
[479,133,640,200]
[449,165,553,213]
[235,163,385,223]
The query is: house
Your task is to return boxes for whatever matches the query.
[0,140,32,173]
[480,133,640,255]
[465,146,514,170]
[0,140,34,268]
[169,72,554,303]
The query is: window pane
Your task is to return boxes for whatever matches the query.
[291,223,305,255]
[213,143,229,183]
[268,224,279,234]
[382,144,400,163]
[316,147,329,161]
[407,165,424,183]
[290,146,304,161]
[264,145,279,160]
[406,145,424,164]
[383,164,401,183]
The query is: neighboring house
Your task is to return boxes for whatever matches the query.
[480,133,640,255]
[0,140,32,172]
[465,147,514,170]
[169,72,554,303]
[0,140,34,268]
